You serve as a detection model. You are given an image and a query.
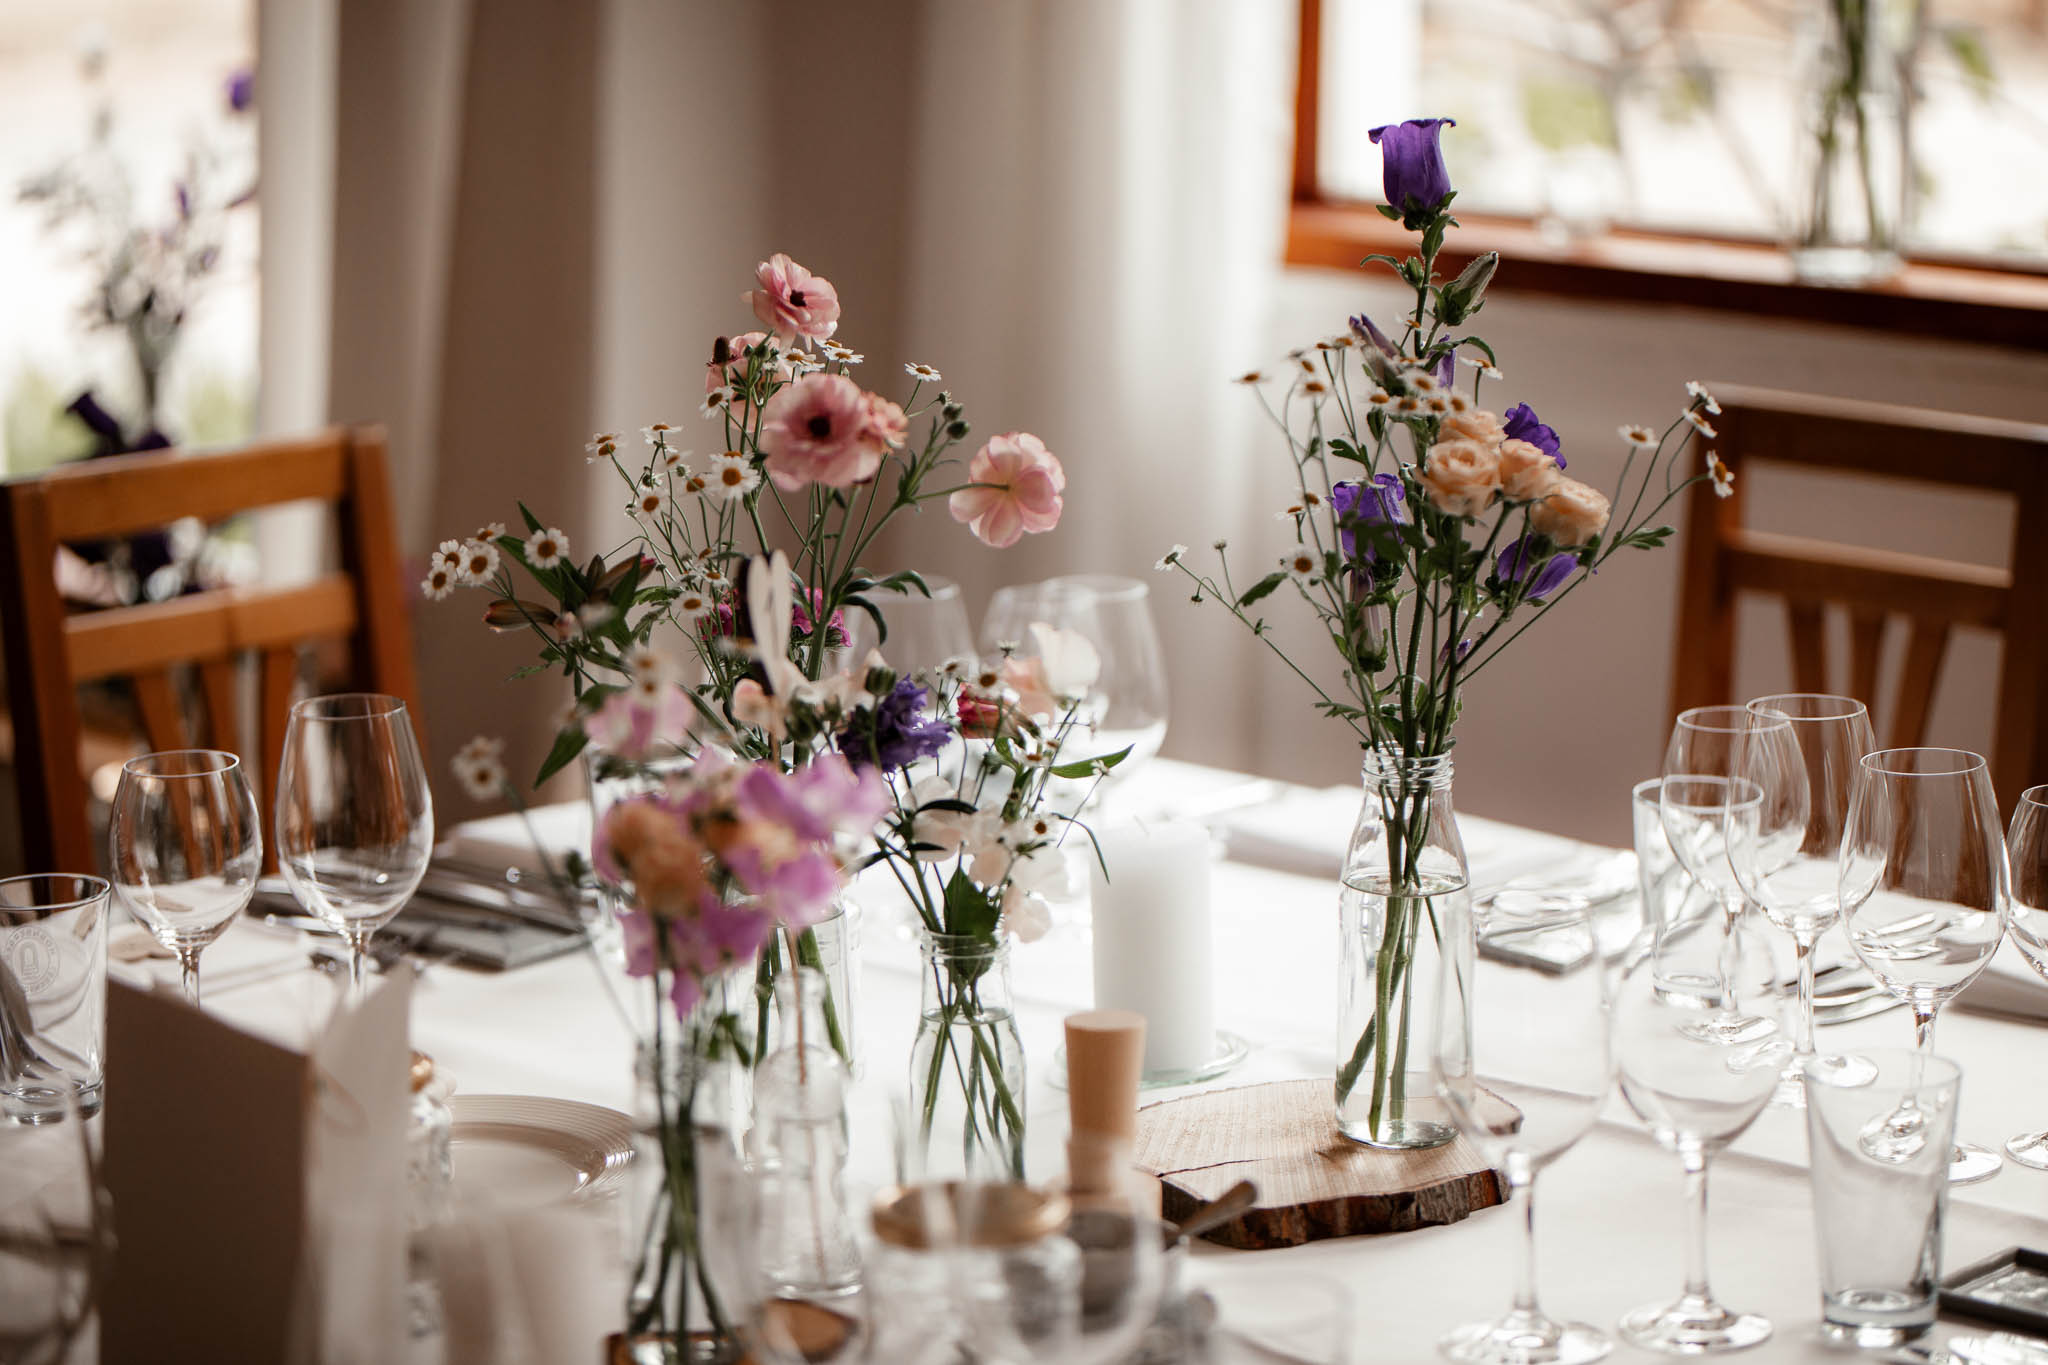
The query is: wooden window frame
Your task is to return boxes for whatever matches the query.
[1288,0,2048,351]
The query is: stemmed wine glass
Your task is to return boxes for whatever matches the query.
[1840,748,2009,1185]
[108,750,262,1005]
[1432,904,1613,1364]
[1614,918,1786,1354]
[1726,694,1878,1104]
[274,694,434,1001]
[844,574,977,676]
[2004,786,2048,1169]
[1660,705,1799,1045]
[982,576,1170,779]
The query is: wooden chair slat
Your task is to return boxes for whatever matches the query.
[1849,613,1886,712]
[198,659,241,754]
[131,671,190,755]
[1787,602,1828,695]
[37,438,350,541]
[64,577,360,682]
[1673,384,2048,814]
[1723,532,2008,627]
[1890,622,1950,750]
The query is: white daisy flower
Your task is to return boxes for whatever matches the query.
[1393,395,1423,416]
[1424,394,1451,415]
[1458,355,1504,380]
[707,453,760,502]
[1708,453,1736,499]
[456,735,503,766]
[659,447,692,474]
[584,432,621,463]
[640,422,680,446]
[475,521,507,542]
[421,565,456,601]
[904,362,943,383]
[699,386,735,419]
[629,484,669,520]
[1300,378,1331,400]
[453,754,506,802]
[1683,409,1718,439]
[1367,389,1392,408]
[674,588,715,626]
[576,603,615,631]
[434,538,465,571]
[1445,392,1472,414]
[1686,381,1721,415]
[1403,368,1441,396]
[1155,544,1189,571]
[623,643,664,680]
[524,527,570,570]
[1234,370,1267,386]
[1280,549,1319,584]
[1619,424,1657,448]
[1295,355,1318,375]
[678,472,710,500]
[457,539,500,585]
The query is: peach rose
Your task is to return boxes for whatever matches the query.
[1529,477,1612,547]
[1497,437,1563,502]
[1418,438,1502,518]
[1439,408,1505,447]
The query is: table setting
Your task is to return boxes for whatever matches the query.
[8,115,2048,1365]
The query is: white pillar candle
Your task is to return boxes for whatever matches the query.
[1088,821,1215,1075]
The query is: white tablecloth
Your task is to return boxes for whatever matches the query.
[122,761,2048,1362]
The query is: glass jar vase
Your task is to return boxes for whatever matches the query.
[909,931,1027,1180]
[1789,0,1909,285]
[1335,749,1470,1149]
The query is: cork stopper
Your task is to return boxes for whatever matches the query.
[1064,1010,1146,1142]
[409,1050,435,1094]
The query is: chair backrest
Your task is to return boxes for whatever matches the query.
[1670,385,2048,814]
[0,427,421,873]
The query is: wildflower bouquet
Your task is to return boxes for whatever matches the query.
[1160,118,1727,1147]
[593,748,886,1350]
[857,625,1122,1178]
[424,253,1065,1068]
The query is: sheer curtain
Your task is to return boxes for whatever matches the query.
[305,0,1296,803]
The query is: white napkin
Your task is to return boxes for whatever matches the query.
[1956,942,2048,1024]
[431,1203,622,1365]
[439,804,592,882]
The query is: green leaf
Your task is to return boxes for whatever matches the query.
[505,663,548,682]
[533,724,591,787]
[1049,744,1133,781]
[1237,571,1288,607]
[872,569,933,598]
[843,593,888,646]
[516,501,546,535]
[1358,253,1405,272]
[1943,26,1996,100]
[942,868,1000,942]
[1374,202,1401,221]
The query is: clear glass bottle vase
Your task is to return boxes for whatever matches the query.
[1335,749,1470,1149]
[1789,0,1908,285]
[909,930,1027,1180]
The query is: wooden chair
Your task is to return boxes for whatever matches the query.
[1670,385,2048,814]
[0,427,421,873]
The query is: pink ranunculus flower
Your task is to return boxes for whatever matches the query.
[743,253,840,344]
[862,391,908,450]
[948,433,1065,549]
[758,373,889,491]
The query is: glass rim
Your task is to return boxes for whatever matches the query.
[1658,773,1764,809]
[1746,693,1869,723]
[121,748,242,780]
[1675,703,1783,734]
[0,872,111,909]
[1043,573,1148,604]
[2021,784,2048,810]
[290,692,410,721]
[1860,747,1987,778]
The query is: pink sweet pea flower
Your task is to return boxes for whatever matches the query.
[584,684,695,761]
[743,254,840,344]
[758,374,897,491]
[948,433,1065,549]
[734,754,888,844]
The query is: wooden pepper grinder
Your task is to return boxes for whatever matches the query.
[1062,1008,1160,1215]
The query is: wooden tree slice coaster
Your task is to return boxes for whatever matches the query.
[1133,1077,1509,1249]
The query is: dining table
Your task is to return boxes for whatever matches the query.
[105,757,2048,1363]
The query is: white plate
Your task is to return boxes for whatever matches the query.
[447,1094,635,1208]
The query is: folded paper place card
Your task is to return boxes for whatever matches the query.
[100,967,414,1364]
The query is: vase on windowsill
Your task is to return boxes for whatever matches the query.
[1789,0,1910,287]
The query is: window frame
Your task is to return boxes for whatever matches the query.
[1286,0,2048,351]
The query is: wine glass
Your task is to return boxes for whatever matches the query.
[2004,785,2048,1169]
[274,694,434,1002]
[1660,705,1798,1045]
[843,574,976,676]
[108,750,262,1005]
[1614,918,1786,1354]
[1432,904,1613,1364]
[1727,694,1878,1105]
[982,576,1169,779]
[1840,748,2009,1185]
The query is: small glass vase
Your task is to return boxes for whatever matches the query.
[1335,749,1469,1149]
[621,964,758,1365]
[910,930,1027,1180]
[1789,0,1908,286]
[758,899,861,1078]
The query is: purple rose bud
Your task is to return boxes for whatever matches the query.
[1331,473,1406,564]
[1503,403,1564,468]
[226,68,254,114]
[1497,535,1576,602]
[1368,118,1457,228]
